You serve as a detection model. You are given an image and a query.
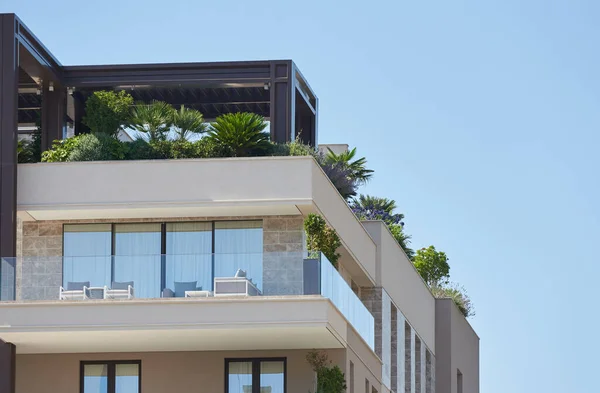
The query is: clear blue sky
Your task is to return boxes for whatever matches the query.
[4,1,598,392]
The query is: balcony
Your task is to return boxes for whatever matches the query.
[0,251,374,350]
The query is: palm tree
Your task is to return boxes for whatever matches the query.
[207,112,271,157]
[324,147,374,184]
[130,101,174,142]
[352,194,397,214]
[172,105,207,141]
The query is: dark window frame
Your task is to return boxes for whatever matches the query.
[80,360,141,393]
[224,357,287,393]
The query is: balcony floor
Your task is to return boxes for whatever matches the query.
[0,296,348,354]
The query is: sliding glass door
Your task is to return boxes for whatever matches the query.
[214,221,263,290]
[165,222,213,294]
[63,224,111,289]
[113,223,161,298]
[62,220,264,297]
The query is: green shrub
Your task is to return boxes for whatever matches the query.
[41,137,80,162]
[271,137,317,157]
[430,283,475,318]
[193,138,233,158]
[83,90,134,137]
[306,351,346,393]
[207,112,270,156]
[123,139,159,160]
[68,133,126,162]
[304,213,341,267]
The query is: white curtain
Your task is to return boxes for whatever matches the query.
[114,223,161,298]
[214,221,263,290]
[166,222,212,292]
[63,224,111,287]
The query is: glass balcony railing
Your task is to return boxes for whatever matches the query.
[0,252,374,349]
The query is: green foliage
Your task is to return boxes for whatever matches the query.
[413,246,450,286]
[83,90,134,137]
[18,128,43,163]
[351,194,413,258]
[193,138,234,158]
[430,283,475,318]
[324,147,374,185]
[353,194,397,214]
[304,214,341,267]
[207,112,270,156]
[172,105,207,141]
[389,224,415,260]
[130,101,175,142]
[321,162,358,200]
[123,138,159,160]
[271,136,318,157]
[306,351,346,393]
[41,137,80,162]
[68,133,126,162]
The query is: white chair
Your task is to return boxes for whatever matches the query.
[59,281,90,300]
[104,281,134,299]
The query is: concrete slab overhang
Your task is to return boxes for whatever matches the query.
[0,296,349,354]
[17,156,378,287]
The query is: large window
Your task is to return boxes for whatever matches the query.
[226,358,285,393]
[113,223,162,298]
[215,221,263,291]
[63,224,111,289]
[81,361,140,393]
[63,221,263,297]
[166,222,213,292]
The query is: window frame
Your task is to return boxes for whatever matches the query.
[224,357,287,393]
[63,220,263,292]
[80,360,142,393]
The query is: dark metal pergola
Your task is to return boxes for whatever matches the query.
[0,13,318,264]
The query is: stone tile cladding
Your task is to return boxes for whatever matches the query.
[16,216,304,300]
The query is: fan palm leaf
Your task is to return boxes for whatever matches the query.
[172,105,207,141]
[353,194,397,213]
[325,147,374,184]
[130,101,174,142]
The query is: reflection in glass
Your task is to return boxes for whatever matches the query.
[260,361,285,393]
[115,363,139,393]
[215,221,263,290]
[114,223,161,298]
[228,361,253,393]
[63,224,111,288]
[83,364,108,393]
[166,222,212,292]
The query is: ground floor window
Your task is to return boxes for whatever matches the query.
[81,361,140,393]
[226,358,286,393]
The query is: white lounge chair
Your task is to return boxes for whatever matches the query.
[59,281,90,300]
[104,281,134,299]
[214,269,261,296]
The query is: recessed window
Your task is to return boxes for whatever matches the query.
[63,220,263,297]
[457,369,463,393]
[226,358,285,393]
[81,361,140,393]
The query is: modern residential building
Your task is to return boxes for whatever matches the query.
[0,13,479,393]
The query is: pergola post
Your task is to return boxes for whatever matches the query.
[269,60,294,144]
[41,84,66,150]
[0,14,19,259]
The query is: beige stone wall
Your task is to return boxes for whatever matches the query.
[16,348,345,393]
[15,215,305,300]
